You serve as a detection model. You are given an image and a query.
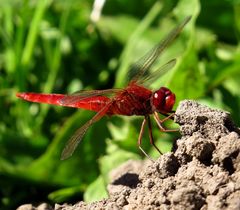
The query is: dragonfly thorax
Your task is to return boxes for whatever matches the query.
[151,87,175,114]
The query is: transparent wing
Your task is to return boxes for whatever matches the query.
[60,100,114,160]
[59,88,121,106]
[136,59,176,86]
[129,16,191,84]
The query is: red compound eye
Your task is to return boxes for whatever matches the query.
[152,87,175,114]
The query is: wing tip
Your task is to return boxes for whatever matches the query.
[60,148,73,160]
[60,153,71,161]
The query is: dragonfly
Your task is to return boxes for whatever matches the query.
[16,16,191,160]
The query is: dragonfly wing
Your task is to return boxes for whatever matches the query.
[60,100,113,160]
[59,88,121,106]
[129,16,191,84]
[136,59,176,86]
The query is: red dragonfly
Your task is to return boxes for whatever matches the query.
[17,16,191,160]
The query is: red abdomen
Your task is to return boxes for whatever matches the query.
[16,92,111,112]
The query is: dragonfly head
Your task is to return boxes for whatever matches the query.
[151,87,175,114]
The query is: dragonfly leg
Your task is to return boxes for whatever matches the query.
[153,112,178,132]
[138,117,154,162]
[146,115,163,155]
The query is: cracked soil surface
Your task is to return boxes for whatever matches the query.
[18,100,240,210]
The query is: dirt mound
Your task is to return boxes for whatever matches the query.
[19,100,240,210]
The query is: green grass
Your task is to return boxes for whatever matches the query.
[0,0,240,209]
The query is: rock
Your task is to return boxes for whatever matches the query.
[19,100,240,210]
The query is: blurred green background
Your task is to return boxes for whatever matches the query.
[0,0,240,209]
